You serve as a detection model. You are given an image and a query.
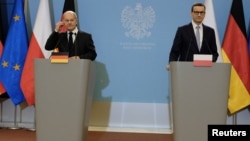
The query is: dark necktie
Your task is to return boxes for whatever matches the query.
[68,32,73,49]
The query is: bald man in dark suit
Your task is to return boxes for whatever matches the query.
[45,11,97,61]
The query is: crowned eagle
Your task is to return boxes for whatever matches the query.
[121,3,155,40]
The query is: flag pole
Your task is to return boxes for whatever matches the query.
[26,106,36,131]
[9,106,20,130]
[232,113,237,125]
[0,98,8,128]
[0,99,3,128]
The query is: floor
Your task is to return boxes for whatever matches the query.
[0,128,173,141]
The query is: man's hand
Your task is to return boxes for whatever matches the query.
[55,21,64,32]
[166,65,170,71]
[69,56,80,59]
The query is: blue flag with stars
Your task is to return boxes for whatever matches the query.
[0,0,28,105]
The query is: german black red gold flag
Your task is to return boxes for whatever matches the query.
[59,0,75,32]
[50,52,69,63]
[62,0,75,13]
[222,0,250,114]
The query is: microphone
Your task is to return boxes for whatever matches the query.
[204,39,212,54]
[53,34,64,52]
[185,38,192,61]
[48,34,64,58]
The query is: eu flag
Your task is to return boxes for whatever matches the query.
[0,0,28,105]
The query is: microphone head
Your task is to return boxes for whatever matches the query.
[53,48,59,52]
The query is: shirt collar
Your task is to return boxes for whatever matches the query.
[192,20,203,30]
[68,27,78,34]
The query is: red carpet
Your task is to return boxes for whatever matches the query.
[0,128,173,141]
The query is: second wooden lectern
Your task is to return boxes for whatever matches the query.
[170,62,231,141]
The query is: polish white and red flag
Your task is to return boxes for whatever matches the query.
[20,0,52,105]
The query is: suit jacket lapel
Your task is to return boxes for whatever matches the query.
[188,23,199,51]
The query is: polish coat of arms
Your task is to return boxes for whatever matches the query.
[121,3,155,40]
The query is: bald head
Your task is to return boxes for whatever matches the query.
[63,11,78,31]
[63,11,78,19]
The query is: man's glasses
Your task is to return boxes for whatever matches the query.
[193,11,205,15]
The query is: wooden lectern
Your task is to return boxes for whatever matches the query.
[169,62,231,141]
[34,59,95,141]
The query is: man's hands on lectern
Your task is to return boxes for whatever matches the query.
[69,56,80,59]
[166,65,170,71]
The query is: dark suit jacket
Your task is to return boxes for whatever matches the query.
[45,30,97,61]
[169,23,218,62]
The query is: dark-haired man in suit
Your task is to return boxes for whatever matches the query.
[166,2,218,70]
[45,10,97,61]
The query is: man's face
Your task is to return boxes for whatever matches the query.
[191,6,205,24]
[63,13,77,31]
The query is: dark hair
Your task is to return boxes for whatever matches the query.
[191,2,206,12]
